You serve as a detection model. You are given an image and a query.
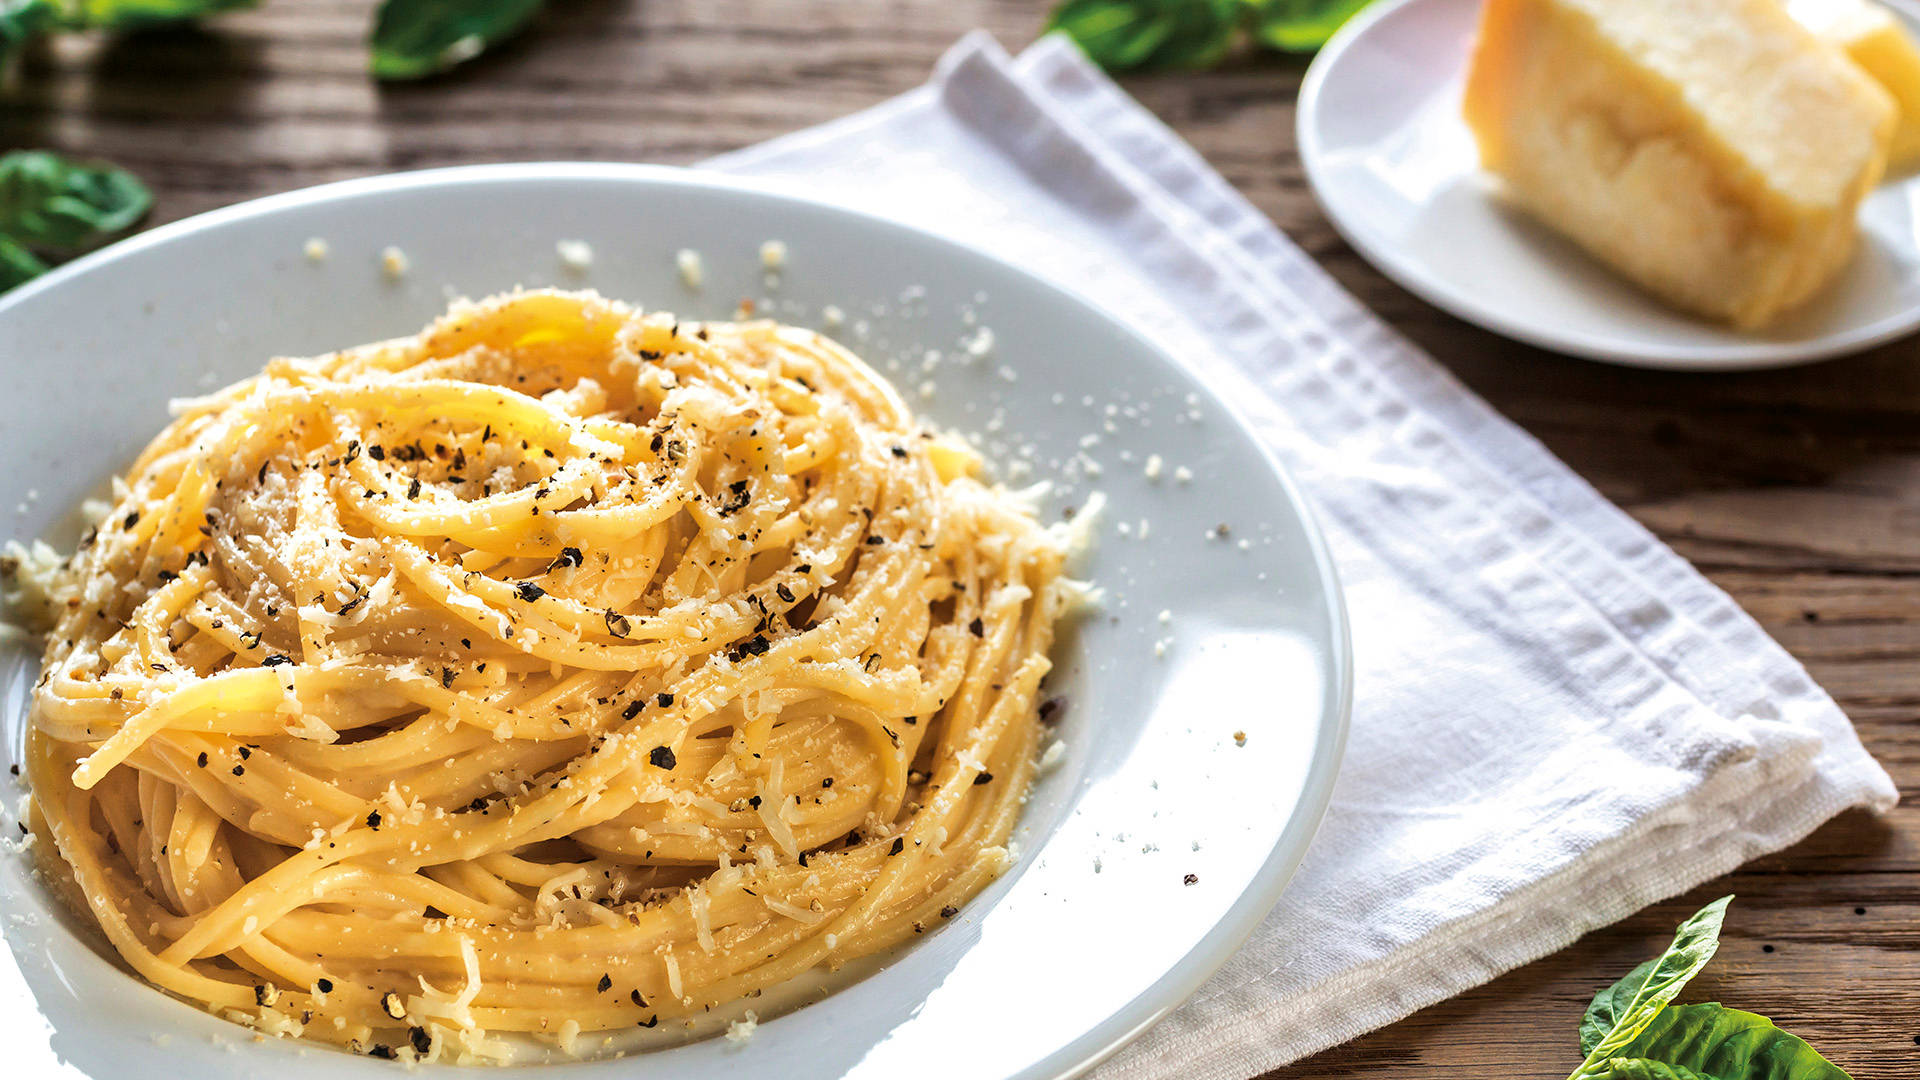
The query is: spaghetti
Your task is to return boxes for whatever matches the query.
[18,289,1079,1062]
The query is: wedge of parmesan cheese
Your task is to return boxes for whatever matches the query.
[1462,0,1896,328]
[1790,0,1920,167]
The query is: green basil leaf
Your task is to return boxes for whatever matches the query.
[1595,1060,1718,1080]
[1568,897,1733,1080]
[68,0,258,33]
[1584,958,1661,1055]
[0,0,62,69]
[0,231,50,291]
[0,150,152,255]
[1249,0,1374,52]
[1594,1060,1717,1080]
[1047,0,1241,71]
[369,0,547,80]
[1618,1004,1854,1080]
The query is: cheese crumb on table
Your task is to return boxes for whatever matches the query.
[379,245,409,279]
[759,239,787,270]
[302,237,329,262]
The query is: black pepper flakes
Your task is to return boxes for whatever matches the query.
[197,752,209,768]
[381,991,406,1019]
[367,810,383,830]
[409,1026,431,1055]
[940,905,958,919]
[630,989,648,1007]
[605,610,632,638]
[515,581,546,602]
[889,837,905,856]
[775,583,795,603]
[656,692,674,707]
[1183,873,1198,886]
[317,978,334,993]
[597,973,612,993]
[622,699,644,721]
[231,764,245,777]
[968,617,984,637]
[649,745,677,770]
[261,654,292,667]
[407,477,422,499]
[368,1044,396,1060]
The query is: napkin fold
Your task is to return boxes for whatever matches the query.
[706,33,1898,1080]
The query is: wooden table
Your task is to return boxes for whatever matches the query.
[4,1,1915,1075]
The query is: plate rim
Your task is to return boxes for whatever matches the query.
[0,161,1354,1080]
[1297,0,1920,372]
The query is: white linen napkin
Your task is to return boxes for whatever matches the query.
[705,32,1899,1080]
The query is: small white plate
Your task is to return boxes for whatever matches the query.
[1299,0,1920,370]
[0,164,1350,1080]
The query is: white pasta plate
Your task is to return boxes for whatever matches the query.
[0,164,1350,1080]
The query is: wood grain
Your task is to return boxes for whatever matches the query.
[2,1,1916,1076]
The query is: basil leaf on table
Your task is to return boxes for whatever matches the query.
[1583,957,1662,1055]
[68,0,258,32]
[0,0,61,68]
[1569,896,1732,1080]
[1592,1061,1715,1080]
[2,0,251,73]
[0,150,152,254]
[1045,0,1241,71]
[1615,1004,1854,1080]
[0,232,49,290]
[370,0,547,80]
[1248,0,1374,52]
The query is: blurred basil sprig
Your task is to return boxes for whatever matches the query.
[1045,0,1375,70]
[0,149,152,289]
[1,0,549,81]
[0,0,258,71]
[370,0,546,80]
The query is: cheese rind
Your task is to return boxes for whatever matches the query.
[1790,0,1920,167]
[1463,0,1895,328]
